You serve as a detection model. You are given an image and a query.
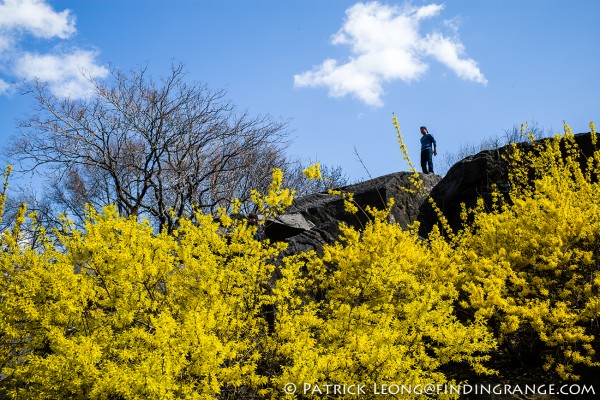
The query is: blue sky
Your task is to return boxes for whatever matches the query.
[1,0,599,183]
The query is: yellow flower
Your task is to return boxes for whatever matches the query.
[302,162,322,180]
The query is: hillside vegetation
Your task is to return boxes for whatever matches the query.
[0,121,599,399]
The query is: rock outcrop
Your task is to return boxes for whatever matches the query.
[264,172,441,255]
[417,132,597,238]
[266,132,597,252]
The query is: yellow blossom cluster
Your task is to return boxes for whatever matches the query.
[392,114,422,194]
[302,162,322,180]
[250,168,295,221]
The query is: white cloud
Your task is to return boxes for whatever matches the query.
[15,50,108,98]
[294,1,487,107]
[0,0,107,99]
[0,0,75,39]
[420,32,487,84]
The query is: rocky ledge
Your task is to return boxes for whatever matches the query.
[264,171,441,256]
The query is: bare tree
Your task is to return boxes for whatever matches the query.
[7,63,293,232]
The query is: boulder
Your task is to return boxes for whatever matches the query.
[417,132,596,238]
[264,171,441,255]
[417,148,508,237]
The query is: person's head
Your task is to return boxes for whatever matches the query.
[420,126,428,135]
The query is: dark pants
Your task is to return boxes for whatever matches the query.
[421,148,434,174]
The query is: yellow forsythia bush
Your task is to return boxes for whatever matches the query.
[272,204,496,398]
[0,168,496,399]
[455,124,600,380]
[2,120,600,398]
[1,203,284,399]
[0,170,295,399]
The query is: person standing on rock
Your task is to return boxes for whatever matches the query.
[420,126,437,174]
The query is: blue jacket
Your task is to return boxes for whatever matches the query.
[420,133,436,151]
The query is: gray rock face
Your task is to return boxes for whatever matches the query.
[264,172,441,255]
